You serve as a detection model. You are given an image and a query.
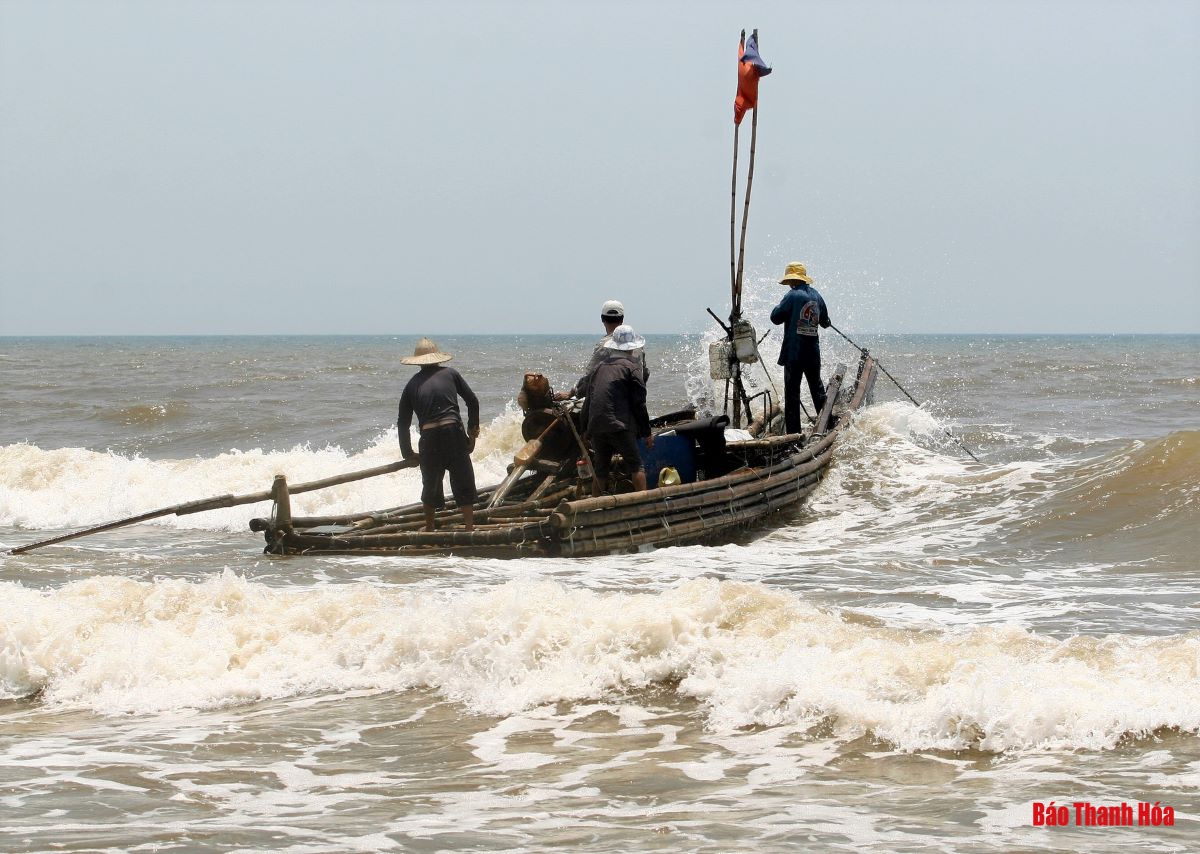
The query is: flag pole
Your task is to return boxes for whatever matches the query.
[730,29,745,319]
[728,28,768,426]
[734,31,761,318]
[730,123,740,317]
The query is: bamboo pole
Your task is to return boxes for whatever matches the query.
[559,453,831,531]
[283,483,504,529]
[281,481,577,537]
[747,402,780,437]
[563,477,822,556]
[568,472,821,543]
[559,429,838,517]
[732,367,740,425]
[734,82,760,314]
[486,415,563,509]
[848,357,878,410]
[270,475,292,531]
[10,458,421,555]
[731,121,740,309]
[726,432,808,450]
[286,519,550,549]
[527,474,558,503]
[556,403,592,482]
[814,363,847,434]
[279,542,546,559]
[583,477,821,551]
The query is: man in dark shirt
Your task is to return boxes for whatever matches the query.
[581,325,654,495]
[770,262,831,434]
[397,338,480,531]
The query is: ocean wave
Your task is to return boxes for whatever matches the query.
[800,402,1039,558]
[1150,376,1197,387]
[2,574,1196,752]
[802,407,1197,569]
[0,408,526,533]
[1012,431,1200,563]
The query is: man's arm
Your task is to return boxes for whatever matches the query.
[819,294,831,329]
[397,388,415,459]
[454,369,481,435]
[770,291,791,325]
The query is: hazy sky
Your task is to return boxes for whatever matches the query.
[1,0,1197,335]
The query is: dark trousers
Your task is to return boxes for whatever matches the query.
[784,351,826,434]
[590,429,642,482]
[418,425,477,509]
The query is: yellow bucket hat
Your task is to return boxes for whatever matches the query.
[780,262,812,285]
[401,337,453,365]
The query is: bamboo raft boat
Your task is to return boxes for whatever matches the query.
[249,351,879,558]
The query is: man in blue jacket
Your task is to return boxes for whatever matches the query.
[770,262,831,434]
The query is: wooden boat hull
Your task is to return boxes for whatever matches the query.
[251,354,878,558]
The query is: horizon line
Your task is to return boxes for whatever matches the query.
[1,330,1198,339]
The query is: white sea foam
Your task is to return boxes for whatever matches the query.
[0,409,526,532]
[2,573,1196,753]
[0,396,1031,549]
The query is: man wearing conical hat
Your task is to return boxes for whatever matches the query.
[398,338,480,531]
[770,263,831,434]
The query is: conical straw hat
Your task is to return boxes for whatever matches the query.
[401,337,453,365]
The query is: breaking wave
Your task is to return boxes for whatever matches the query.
[2,573,1196,753]
[3,400,1196,567]
[1009,430,1200,565]
[0,408,526,533]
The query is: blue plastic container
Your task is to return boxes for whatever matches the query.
[636,434,697,487]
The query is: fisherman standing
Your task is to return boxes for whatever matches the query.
[770,263,831,434]
[397,338,480,532]
[581,325,654,495]
[556,299,649,400]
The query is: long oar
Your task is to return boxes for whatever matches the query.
[486,415,564,509]
[829,323,981,463]
[7,458,420,555]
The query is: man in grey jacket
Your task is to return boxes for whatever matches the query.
[581,325,654,495]
[558,299,649,399]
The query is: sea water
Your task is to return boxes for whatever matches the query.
[1,329,1197,851]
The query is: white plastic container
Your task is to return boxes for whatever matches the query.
[731,319,760,364]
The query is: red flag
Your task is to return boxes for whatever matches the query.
[734,31,772,125]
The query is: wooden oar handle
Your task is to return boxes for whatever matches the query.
[7,458,420,555]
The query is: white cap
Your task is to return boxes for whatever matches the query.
[601,299,625,319]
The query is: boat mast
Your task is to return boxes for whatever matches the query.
[724,29,767,427]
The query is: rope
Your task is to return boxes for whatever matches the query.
[828,323,981,464]
[555,399,593,475]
